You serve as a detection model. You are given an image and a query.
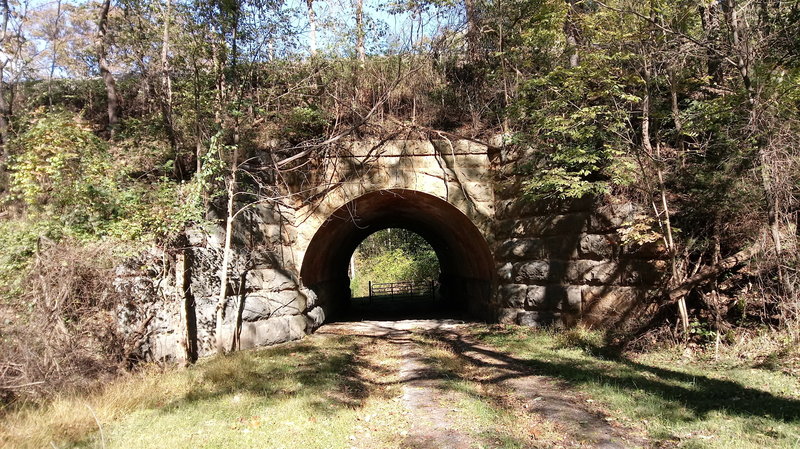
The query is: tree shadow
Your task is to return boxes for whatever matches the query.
[157,335,389,417]
[427,328,800,424]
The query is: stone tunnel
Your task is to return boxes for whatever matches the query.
[300,189,495,320]
[118,139,669,362]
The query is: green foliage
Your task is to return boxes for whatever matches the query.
[9,111,118,235]
[617,214,663,246]
[350,229,439,297]
[6,112,220,243]
[280,106,330,144]
[515,52,638,200]
[0,220,61,296]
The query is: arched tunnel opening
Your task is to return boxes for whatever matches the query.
[347,228,442,320]
[300,189,495,323]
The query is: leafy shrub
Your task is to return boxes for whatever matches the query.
[7,111,217,243]
[9,111,119,236]
[280,106,330,144]
[514,52,638,200]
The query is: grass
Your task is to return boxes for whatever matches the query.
[1,334,410,449]
[2,323,798,449]
[412,332,565,448]
[465,325,800,449]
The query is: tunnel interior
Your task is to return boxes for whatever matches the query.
[300,189,495,322]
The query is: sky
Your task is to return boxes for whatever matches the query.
[2,0,467,80]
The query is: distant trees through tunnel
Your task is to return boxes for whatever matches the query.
[349,228,440,298]
[346,228,442,320]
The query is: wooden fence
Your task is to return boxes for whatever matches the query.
[368,280,435,301]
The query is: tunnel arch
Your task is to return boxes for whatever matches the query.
[300,189,495,321]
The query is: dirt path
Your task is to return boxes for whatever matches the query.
[319,320,648,449]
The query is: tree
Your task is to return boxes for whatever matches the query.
[97,0,121,129]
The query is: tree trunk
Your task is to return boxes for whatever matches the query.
[564,0,581,67]
[355,0,365,64]
[98,0,121,129]
[176,246,197,364]
[230,272,247,352]
[699,2,723,87]
[0,0,12,163]
[215,146,239,354]
[642,57,685,335]
[160,0,177,152]
[47,0,63,107]
[306,0,318,57]
[464,0,479,61]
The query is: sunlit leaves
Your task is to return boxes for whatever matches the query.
[515,52,639,200]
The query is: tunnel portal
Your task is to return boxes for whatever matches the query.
[300,189,495,322]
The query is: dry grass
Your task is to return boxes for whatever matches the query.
[0,333,411,449]
[1,366,187,448]
[0,242,129,406]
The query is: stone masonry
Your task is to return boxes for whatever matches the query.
[117,139,668,362]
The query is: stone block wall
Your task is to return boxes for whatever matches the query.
[115,139,670,362]
[491,192,669,328]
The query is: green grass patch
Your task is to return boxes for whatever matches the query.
[1,334,408,449]
[467,325,800,449]
[4,324,798,449]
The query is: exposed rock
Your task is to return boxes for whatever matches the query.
[497,308,520,324]
[588,202,637,232]
[246,268,297,292]
[526,285,582,312]
[578,234,619,259]
[497,262,513,282]
[500,284,527,308]
[513,260,568,284]
[566,260,619,284]
[238,316,293,349]
[517,311,563,328]
[305,306,325,330]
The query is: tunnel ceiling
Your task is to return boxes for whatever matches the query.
[300,189,494,287]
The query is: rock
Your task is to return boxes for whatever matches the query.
[500,284,527,308]
[526,285,582,312]
[497,237,580,260]
[513,260,568,284]
[517,311,563,328]
[497,262,513,282]
[288,315,308,339]
[305,306,325,330]
[300,287,317,308]
[588,202,637,232]
[238,316,292,349]
[497,308,519,324]
[509,214,588,237]
[246,268,297,291]
[241,290,307,321]
[566,260,619,284]
[578,234,619,260]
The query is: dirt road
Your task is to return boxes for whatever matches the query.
[318,320,648,449]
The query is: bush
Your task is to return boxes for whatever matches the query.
[7,111,124,239]
[0,242,128,406]
[280,106,330,144]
